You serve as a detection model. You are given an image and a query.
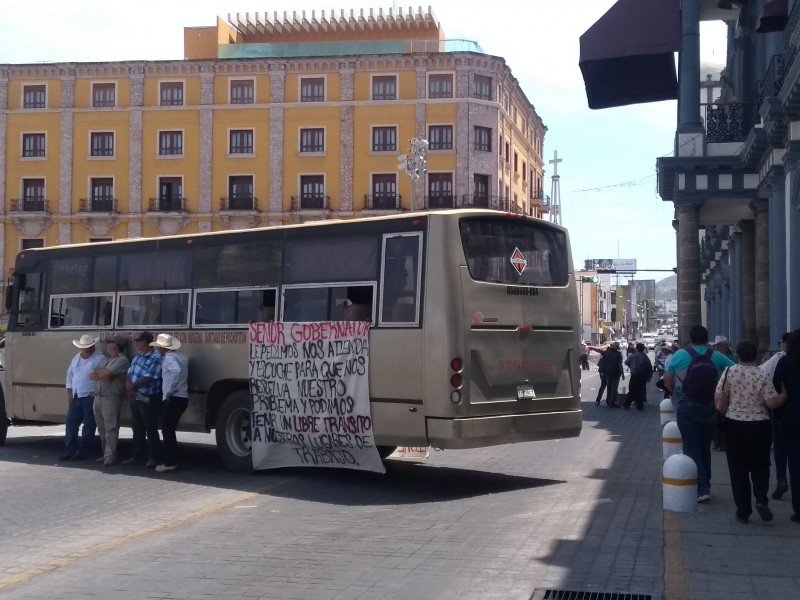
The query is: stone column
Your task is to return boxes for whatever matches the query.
[676,203,702,344]
[414,61,427,210]
[721,281,731,341]
[339,65,354,213]
[752,200,770,352]
[269,68,286,222]
[128,67,144,237]
[788,197,800,329]
[199,71,214,230]
[729,232,743,344]
[766,172,787,347]
[739,220,756,342]
[59,70,75,241]
[0,69,8,281]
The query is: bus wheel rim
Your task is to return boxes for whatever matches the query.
[226,407,252,457]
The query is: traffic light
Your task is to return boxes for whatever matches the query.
[580,276,599,283]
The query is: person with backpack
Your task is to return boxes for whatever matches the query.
[590,342,624,407]
[663,325,736,503]
[624,342,652,410]
[771,328,800,525]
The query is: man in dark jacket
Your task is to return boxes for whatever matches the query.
[590,342,625,407]
[625,342,652,410]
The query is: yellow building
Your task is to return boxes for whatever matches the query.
[0,7,547,285]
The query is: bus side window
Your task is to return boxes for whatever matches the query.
[380,233,421,325]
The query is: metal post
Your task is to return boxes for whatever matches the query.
[398,138,428,212]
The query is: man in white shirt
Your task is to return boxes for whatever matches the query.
[761,332,790,500]
[62,335,106,461]
[150,334,189,473]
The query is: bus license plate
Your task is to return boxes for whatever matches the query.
[517,385,536,400]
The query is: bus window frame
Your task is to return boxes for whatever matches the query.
[280,281,377,324]
[116,288,192,329]
[192,286,278,328]
[378,232,423,328]
[49,292,115,329]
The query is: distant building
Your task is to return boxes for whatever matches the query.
[0,7,548,295]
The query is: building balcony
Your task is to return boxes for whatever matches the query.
[77,197,119,236]
[462,193,511,211]
[704,102,753,144]
[291,194,330,211]
[363,194,401,211]
[8,198,51,237]
[146,197,189,235]
[219,195,260,229]
[425,194,455,209]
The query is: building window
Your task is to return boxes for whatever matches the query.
[300,175,325,209]
[229,129,254,154]
[92,83,116,107]
[227,176,255,210]
[90,132,115,157]
[22,133,46,158]
[514,151,519,173]
[156,177,183,211]
[372,126,397,152]
[159,131,183,156]
[505,141,510,162]
[371,174,397,209]
[160,82,184,106]
[23,85,46,109]
[22,179,45,211]
[428,125,453,151]
[21,239,45,250]
[474,126,491,152]
[90,177,114,211]
[428,173,453,209]
[300,77,325,102]
[523,163,527,181]
[473,75,492,101]
[299,128,325,153]
[230,79,254,104]
[428,74,453,99]
[372,75,397,100]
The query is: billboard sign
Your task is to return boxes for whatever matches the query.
[584,258,637,272]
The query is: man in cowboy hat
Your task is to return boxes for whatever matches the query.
[62,334,106,461]
[150,333,189,473]
[122,331,162,467]
[90,337,130,466]
[713,335,737,363]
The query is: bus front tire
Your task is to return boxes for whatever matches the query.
[215,390,254,474]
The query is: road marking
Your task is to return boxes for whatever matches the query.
[0,478,292,592]
[663,510,690,600]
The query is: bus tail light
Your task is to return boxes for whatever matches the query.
[450,357,463,372]
[450,357,463,403]
[450,373,463,388]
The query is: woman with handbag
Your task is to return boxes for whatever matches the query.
[715,339,781,523]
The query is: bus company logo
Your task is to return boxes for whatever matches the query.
[473,311,498,324]
[509,247,527,275]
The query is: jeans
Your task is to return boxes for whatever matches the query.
[676,406,715,496]
[605,375,621,407]
[580,355,590,370]
[780,415,800,517]
[595,373,607,403]
[770,411,787,482]
[627,374,648,409]
[131,398,161,463]
[725,419,772,518]
[65,395,96,457]
[160,397,188,466]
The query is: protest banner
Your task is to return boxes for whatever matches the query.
[248,321,385,474]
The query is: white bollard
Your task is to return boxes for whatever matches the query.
[663,454,698,513]
[662,420,682,460]
[659,398,675,427]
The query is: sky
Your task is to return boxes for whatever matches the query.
[0,1,727,282]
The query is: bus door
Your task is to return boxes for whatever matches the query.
[457,217,579,415]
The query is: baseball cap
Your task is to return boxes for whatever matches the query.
[134,331,154,344]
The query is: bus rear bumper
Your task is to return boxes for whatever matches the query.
[426,410,582,449]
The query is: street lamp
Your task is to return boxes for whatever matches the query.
[397,138,428,211]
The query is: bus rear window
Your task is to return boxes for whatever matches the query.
[459,218,569,286]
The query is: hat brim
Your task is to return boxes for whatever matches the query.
[72,338,99,349]
[150,340,181,350]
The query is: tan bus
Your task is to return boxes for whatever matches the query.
[0,210,582,471]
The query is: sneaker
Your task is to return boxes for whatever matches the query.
[697,495,712,503]
[95,457,106,464]
[735,513,749,523]
[120,458,141,466]
[155,464,177,473]
[103,458,116,467]
[772,480,789,500]
[145,459,158,468]
[756,504,774,522]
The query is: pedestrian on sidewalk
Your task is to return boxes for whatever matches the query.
[150,334,189,473]
[624,342,651,410]
[761,332,790,500]
[664,325,736,503]
[590,342,624,407]
[61,335,106,462]
[579,341,590,371]
[90,337,130,466]
[714,340,776,523]
[771,328,800,525]
[122,331,162,468]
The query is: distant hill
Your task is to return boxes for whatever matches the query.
[656,275,677,301]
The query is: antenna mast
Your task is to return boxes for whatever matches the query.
[549,150,563,225]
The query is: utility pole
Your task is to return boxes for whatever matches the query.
[549,150,563,225]
[398,138,428,212]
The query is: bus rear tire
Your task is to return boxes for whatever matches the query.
[377,445,397,459]
[215,390,254,474]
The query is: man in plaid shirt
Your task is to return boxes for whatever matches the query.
[121,331,162,467]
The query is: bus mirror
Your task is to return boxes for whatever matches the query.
[4,277,13,312]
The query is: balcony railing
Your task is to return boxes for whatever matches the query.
[704,102,753,143]
[462,194,511,210]
[291,194,330,210]
[79,197,117,212]
[364,194,401,210]
[425,194,455,209]
[10,198,48,212]
[148,197,187,212]
[754,53,786,112]
[220,195,258,211]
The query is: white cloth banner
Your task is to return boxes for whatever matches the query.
[248,321,385,474]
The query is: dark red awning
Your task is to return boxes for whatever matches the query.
[579,0,681,109]
[756,0,788,33]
